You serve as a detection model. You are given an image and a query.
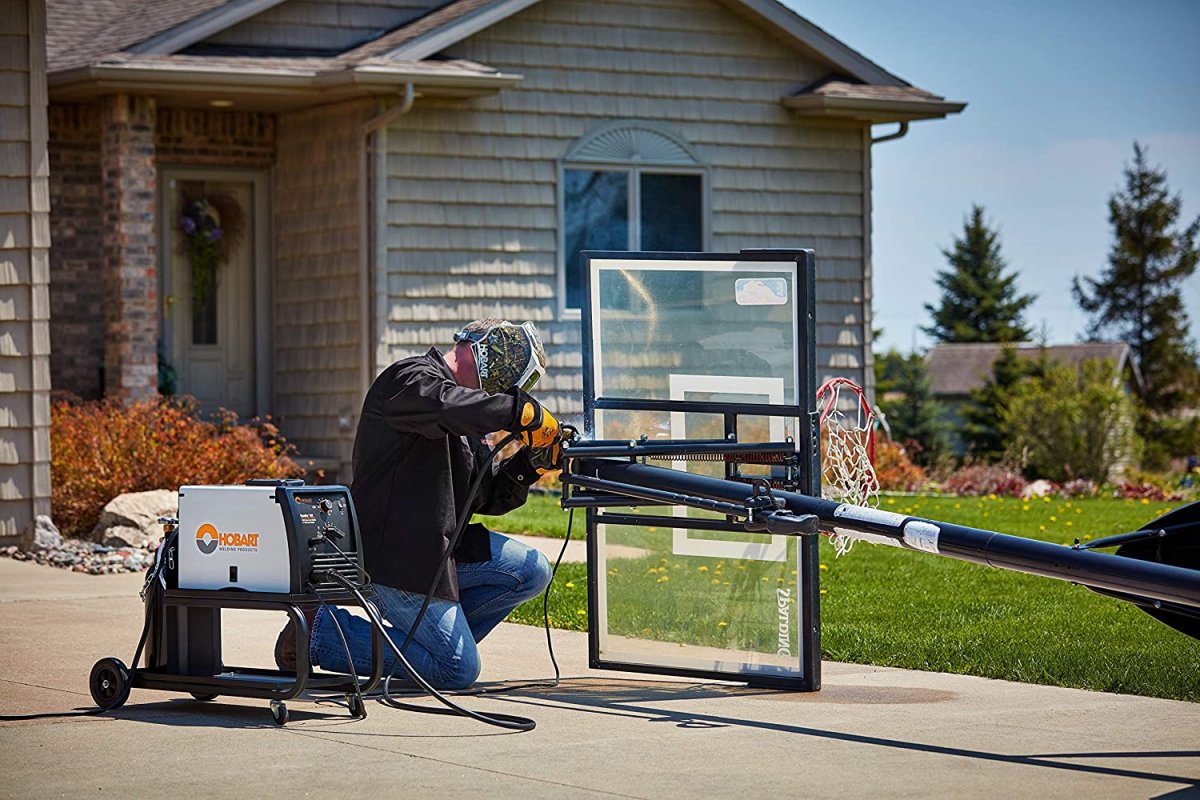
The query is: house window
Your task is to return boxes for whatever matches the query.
[561,123,707,310]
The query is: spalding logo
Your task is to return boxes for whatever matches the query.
[195,523,260,555]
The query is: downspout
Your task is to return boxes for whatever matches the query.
[358,83,415,397]
[870,120,908,145]
[860,120,907,405]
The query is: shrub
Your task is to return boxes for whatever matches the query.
[1058,479,1099,498]
[1113,482,1178,502]
[51,398,302,538]
[1002,358,1140,483]
[942,464,1027,497]
[873,439,926,491]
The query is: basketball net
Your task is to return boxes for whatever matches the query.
[816,377,880,557]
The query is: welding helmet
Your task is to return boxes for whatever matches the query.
[453,320,547,395]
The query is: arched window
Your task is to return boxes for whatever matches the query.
[560,122,709,310]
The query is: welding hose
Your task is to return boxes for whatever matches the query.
[324,570,536,731]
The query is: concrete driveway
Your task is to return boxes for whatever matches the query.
[1,557,1197,799]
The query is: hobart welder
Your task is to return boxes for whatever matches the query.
[89,478,384,725]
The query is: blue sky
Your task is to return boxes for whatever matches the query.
[785,0,1200,354]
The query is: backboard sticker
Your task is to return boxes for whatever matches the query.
[735,277,788,305]
[902,521,940,554]
[833,504,907,528]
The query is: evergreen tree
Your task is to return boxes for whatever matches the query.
[1073,142,1200,431]
[959,345,1028,462]
[924,205,1036,344]
[875,350,949,469]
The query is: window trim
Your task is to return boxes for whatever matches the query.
[557,123,710,318]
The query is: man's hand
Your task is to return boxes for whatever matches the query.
[527,440,562,474]
[512,391,560,450]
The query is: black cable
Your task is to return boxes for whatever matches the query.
[313,591,368,718]
[0,530,177,721]
[324,571,536,731]
[395,432,520,659]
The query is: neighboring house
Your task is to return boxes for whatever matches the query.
[925,341,1145,459]
[42,0,964,479]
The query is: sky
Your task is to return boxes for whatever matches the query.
[784,0,1200,355]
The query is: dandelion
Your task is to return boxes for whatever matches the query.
[887,497,895,505]
[1049,516,1057,522]
[954,502,961,509]
[1141,498,1150,505]
[761,576,769,583]
[565,581,575,588]
[711,578,721,585]
[819,589,827,595]
[576,609,586,616]
[1043,496,1051,503]
[819,564,828,571]
[1066,521,1073,527]
[698,565,709,572]
[657,575,669,583]
[717,621,728,628]
[1022,505,1030,512]
[1039,525,1046,532]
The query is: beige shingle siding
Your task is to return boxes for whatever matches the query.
[207,1,435,52]
[377,0,869,415]
[273,99,373,472]
[0,0,51,541]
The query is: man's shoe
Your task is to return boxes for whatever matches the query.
[273,605,319,672]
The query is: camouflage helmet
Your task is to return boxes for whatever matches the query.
[453,319,547,395]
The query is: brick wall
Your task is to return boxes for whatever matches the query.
[47,104,276,399]
[47,103,102,399]
[157,109,275,168]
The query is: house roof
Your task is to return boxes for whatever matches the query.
[783,78,965,122]
[925,342,1144,397]
[46,0,963,120]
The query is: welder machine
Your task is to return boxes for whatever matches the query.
[89,479,383,725]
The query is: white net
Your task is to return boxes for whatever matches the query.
[816,377,880,557]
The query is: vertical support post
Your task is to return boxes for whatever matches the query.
[100,93,158,403]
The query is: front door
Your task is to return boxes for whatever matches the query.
[162,172,261,418]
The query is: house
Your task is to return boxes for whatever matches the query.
[925,341,1145,458]
[37,0,964,481]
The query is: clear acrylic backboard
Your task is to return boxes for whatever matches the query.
[580,251,820,689]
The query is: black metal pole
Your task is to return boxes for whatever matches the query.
[585,459,1200,611]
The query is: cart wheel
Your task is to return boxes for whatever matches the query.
[89,658,131,710]
[190,692,218,702]
[347,693,367,719]
[270,700,288,726]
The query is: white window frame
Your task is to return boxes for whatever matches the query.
[557,122,711,317]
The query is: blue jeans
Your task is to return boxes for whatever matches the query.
[310,531,553,689]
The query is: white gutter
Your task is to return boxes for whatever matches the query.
[358,84,416,397]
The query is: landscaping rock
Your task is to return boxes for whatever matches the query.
[1022,479,1055,498]
[91,489,177,548]
[18,515,62,552]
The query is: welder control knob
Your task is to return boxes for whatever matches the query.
[319,498,333,513]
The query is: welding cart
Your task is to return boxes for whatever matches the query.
[89,479,384,725]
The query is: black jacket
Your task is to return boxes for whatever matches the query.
[350,348,540,601]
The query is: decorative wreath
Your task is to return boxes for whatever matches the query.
[178,192,244,313]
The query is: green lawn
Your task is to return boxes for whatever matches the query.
[481,493,1200,702]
